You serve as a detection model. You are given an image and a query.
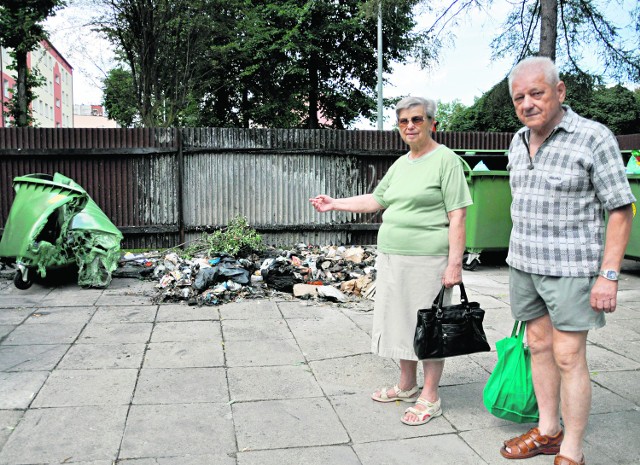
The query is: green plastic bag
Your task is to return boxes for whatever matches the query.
[483,321,539,423]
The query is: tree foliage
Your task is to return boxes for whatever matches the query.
[98,0,420,128]
[416,0,639,84]
[445,75,640,134]
[102,66,137,127]
[0,0,65,126]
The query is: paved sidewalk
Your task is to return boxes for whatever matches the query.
[0,261,639,465]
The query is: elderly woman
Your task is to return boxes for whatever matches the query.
[310,96,471,425]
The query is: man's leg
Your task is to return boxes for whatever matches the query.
[552,328,589,463]
[503,314,562,456]
[528,314,563,437]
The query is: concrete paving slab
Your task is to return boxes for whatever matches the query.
[78,322,153,344]
[228,365,323,402]
[31,368,138,407]
[156,304,219,321]
[222,318,293,341]
[584,410,640,464]
[94,294,156,306]
[2,320,87,345]
[586,345,640,372]
[0,307,33,325]
[309,354,400,396]
[0,405,128,464]
[330,393,455,443]
[0,325,14,340]
[592,370,640,405]
[224,338,305,367]
[150,321,221,343]
[0,295,47,308]
[0,410,23,449]
[91,306,157,324]
[0,344,69,371]
[237,445,361,465]
[23,306,96,324]
[277,301,344,319]
[343,312,373,336]
[133,367,228,404]
[119,455,236,465]
[58,342,146,369]
[439,382,512,432]
[143,341,224,368]
[119,403,235,459]
[232,397,349,450]
[287,314,371,361]
[219,300,281,320]
[101,278,156,294]
[590,380,638,414]
[440,356,490,386]
[353,434,484,465]
[39,290,102,307]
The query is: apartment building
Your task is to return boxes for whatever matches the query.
[1,39,73,128]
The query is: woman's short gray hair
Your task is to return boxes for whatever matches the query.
[508,57,560,96]
[395,96,436,119]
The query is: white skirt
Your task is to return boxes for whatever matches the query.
[371,252,450,361]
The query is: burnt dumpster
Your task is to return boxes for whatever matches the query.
[458,151,512,270]
[0,173,123,289]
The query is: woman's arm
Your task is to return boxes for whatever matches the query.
[309,194,383,213]
[443,207,467,287]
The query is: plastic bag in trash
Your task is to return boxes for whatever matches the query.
[193,261,250,291]
[473,160,490,171]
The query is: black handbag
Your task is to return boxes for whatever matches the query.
[414,283,491,359]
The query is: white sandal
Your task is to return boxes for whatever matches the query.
[401,397,442,425]
[371,384,419,403]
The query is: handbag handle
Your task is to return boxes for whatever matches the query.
[432,282,469,310]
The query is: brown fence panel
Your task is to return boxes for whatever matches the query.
[2,128,638,249]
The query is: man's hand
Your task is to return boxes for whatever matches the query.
[590,277,619,313]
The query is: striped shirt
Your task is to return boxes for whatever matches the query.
[506,106,636,277]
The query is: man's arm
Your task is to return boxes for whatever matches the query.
[590,204,634,313]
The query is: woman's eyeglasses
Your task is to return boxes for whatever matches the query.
[398,115,428,128]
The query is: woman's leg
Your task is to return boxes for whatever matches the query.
[402,359,444,422]
[372,359,418,398]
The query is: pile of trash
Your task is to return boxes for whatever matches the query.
[120,244,377,306]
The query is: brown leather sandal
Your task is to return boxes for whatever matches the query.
[554,454,585,465]
[500,427,564,459]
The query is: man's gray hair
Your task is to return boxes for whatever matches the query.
[395,96,436,119]
[508,57,560,96]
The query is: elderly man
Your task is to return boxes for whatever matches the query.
[500,57,635,465]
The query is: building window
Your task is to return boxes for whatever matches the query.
[55,74,60,85]
[3,80,9,98]
[56,98,60,108]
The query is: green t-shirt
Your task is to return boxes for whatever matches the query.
[372,146,472,255]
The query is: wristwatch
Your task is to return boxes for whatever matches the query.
[599,270,619,281]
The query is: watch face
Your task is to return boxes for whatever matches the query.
[602,270,618,280]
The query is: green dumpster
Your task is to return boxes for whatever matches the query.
[458,153,512,270]
[0,173,123,289]
[626,174,640,260]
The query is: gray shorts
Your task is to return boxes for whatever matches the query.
[509,267,605,331]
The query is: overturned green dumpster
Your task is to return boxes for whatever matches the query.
[0,173,122,289]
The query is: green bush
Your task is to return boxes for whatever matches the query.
[184,216,264,258]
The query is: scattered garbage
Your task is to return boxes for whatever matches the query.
[0,173,123,289]
[120,242,378,306]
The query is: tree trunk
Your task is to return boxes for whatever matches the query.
[308,55,319,129]
[539,0,558,60]
[15,49,29,127]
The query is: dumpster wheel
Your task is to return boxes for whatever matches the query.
[14,269,34,290]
